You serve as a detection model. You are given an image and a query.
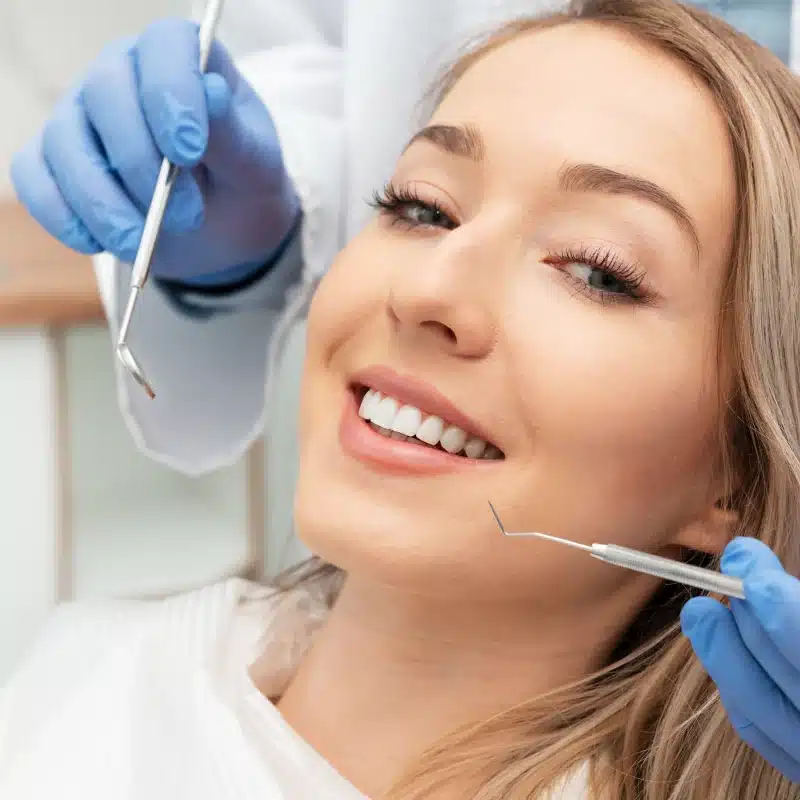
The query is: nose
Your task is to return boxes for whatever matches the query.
[386,233,498,359]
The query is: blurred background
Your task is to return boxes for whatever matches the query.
[0,0,306,683]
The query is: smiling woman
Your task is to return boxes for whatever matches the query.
[2,1,800,799]
[289,1,800,796]
[297,3,737,583]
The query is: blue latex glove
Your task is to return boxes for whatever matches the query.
[681,538,800,782]
[11,18,300,285]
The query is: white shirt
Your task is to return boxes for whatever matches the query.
[0,580,589,798]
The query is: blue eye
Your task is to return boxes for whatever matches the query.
[563,262,632,295]
[404,203,450,227]
[370,183,458,230]
[546,246,650,305]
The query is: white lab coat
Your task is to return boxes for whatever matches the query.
[94,0,800,476]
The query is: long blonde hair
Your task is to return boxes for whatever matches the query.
[275,1,800,796]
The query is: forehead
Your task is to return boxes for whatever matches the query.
[431,23,735,254]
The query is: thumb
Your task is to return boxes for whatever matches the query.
[721,537,784,579]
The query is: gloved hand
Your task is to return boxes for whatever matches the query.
[11,18,300,284]
[681,537,800,782]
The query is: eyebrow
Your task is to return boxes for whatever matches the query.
[558,162,700,259]
[404,124,485,162]
[405,123,701,258]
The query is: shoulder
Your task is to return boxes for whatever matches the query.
[5,578,268,674]
[0,579,269,767]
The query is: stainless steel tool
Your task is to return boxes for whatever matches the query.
[116,0,226,398]
[489,501,745,600]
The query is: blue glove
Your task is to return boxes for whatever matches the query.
[681,538,800,782]
[11,18,300,285]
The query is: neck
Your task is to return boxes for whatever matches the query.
[270,574,633,798]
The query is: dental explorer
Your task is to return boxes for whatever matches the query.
[488,502,745,600]
[116,0,226,399]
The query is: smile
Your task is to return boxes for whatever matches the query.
[338,366,505,475]
[357,388,503,460]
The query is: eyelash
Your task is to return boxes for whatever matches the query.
[370,183,458,231]
[369,181,651,305]
[544,246,649,305]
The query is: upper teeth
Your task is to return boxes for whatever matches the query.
[358,389,502,460]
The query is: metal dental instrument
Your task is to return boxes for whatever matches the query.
[488,502,745,600]
[116,0,226,399]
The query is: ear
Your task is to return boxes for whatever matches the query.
[672,497,739,557]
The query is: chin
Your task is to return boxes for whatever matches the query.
[294,464,436,579]
[291,448,530,598]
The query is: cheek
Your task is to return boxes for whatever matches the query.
[304,226,391,364]
[507,288,721,535]
[300,229,392,434]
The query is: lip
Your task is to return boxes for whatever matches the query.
[339,389,496,475]
[348,365,498,447]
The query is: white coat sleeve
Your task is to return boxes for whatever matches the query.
[94,0,346,476]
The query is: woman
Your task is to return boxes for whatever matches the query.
[2,0,800,797]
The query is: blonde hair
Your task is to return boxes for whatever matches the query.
[275,1,800,796]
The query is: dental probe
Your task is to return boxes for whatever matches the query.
[488,502,745,600]
[116,0,226,399]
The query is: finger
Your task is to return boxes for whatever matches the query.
[682,596,800,755]
[723,537,800,670]
[41,98,144,263]
[133,18,209,167]
[81,49,203,231]
[721,536,783,578]
[742,569,800,676]
[730,589,800,710]
[724,706,800,782]
[203,72,232,120]
[11,136,102,255]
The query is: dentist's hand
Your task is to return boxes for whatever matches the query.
[11,18,299,284]
[681,538,800,782]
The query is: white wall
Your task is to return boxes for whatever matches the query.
[0,0,188,196]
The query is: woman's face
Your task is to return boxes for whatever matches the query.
[295,22,736,611]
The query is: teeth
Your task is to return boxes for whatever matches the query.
[391,405,423,436]
[440,425,467,454]
[416,415,445,446]
[464,437,487,459]
[359,389,381,418]
[357,387,503,460]
[371,396,399,428]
